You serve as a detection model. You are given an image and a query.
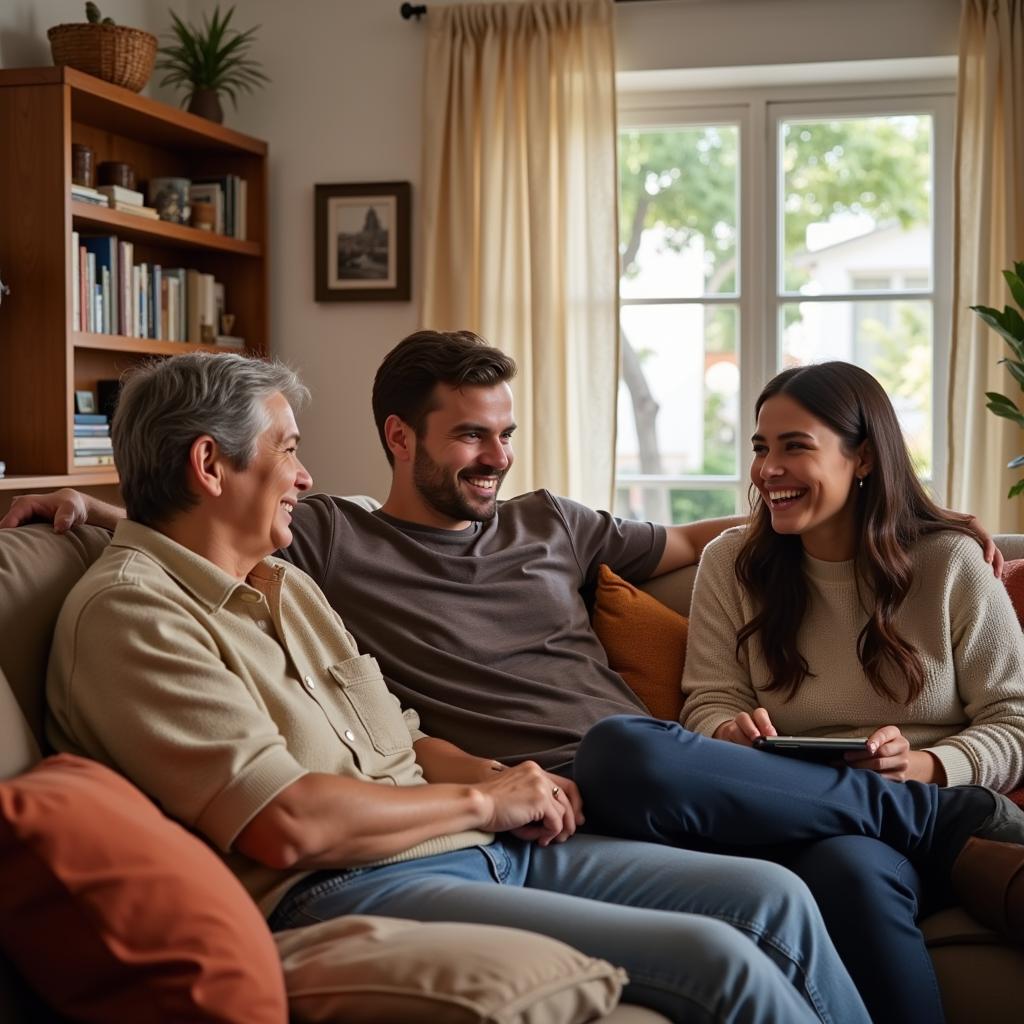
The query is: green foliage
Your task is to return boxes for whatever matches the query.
[85,2,115,24]
[670,488,736,524]
[157,5,269,108]
[618,117,930,287]
[971,261,1024,498]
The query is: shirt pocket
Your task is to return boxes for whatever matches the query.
[327,654,411,756]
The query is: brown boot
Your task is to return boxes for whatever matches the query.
[951,836,1024,943]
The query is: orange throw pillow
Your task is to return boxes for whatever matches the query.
[592,564,688,721]
[0,754,287,1024]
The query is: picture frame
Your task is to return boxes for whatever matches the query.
[314,181,411,302]
[74,389,96,414]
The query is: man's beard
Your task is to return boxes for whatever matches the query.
[413,447,507,523]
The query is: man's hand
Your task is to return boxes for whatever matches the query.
[844,725,945,784]
[713,707,778,747]
[1,488,90,532]
[962,513,1004,577]
[474,761,574,846]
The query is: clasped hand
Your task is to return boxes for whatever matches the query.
[475,761,583,846]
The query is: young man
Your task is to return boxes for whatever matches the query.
[7,332,1024,1023]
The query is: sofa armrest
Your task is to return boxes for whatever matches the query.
[638,565,698,618]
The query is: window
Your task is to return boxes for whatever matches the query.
[615,83,954,523]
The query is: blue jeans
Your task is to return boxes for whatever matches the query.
[269,833,869,1024]
[573,717,966,1024]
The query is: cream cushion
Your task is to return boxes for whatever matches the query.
[0,523,109,747]
[275,915,626,1023]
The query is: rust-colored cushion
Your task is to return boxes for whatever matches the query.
[0,754,287,1024]
[1002,559,1024,629]
[592,564,688,721]
[1000,560,1024,805]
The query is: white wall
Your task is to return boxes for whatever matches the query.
[0,1,165,78]
[615,0,961,73]
[0,0,963,499]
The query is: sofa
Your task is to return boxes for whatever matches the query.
[0,513,1021,1023]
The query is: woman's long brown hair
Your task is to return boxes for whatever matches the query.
[735,362,975,704]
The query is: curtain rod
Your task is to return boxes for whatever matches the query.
[400,0,657,19]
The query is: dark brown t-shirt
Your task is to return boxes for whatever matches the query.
[278,490,666,770]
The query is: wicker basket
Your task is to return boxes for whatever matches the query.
[48,22,157,93]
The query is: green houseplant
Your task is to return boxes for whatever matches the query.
[156,5,268,124]
[971,261,1024,498]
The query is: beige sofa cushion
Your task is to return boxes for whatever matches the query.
[0,524,109,747]
[0,668,39,781]
[275,914,626,1024]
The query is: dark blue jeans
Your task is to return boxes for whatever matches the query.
[573,716,965,1024]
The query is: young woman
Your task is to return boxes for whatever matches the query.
[680,360,1024,1023]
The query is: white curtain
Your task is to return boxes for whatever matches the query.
[947,0,1024,530]
[419,1,619,509]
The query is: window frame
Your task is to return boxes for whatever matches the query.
[615,77,956,518]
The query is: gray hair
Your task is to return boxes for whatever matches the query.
[112,352,310,526]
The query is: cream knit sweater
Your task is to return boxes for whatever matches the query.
[681,527,1024,792]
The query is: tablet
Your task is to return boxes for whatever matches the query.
[753,736,870,762]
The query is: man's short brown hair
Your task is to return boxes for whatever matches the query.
[372,331,517,465]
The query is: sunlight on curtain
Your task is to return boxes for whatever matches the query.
[420,1,618,508]
[947,0,1024,529]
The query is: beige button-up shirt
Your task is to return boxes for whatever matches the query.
[47,520,492,914]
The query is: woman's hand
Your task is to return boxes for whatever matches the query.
[844,726,946,784]
[713,708,778,747]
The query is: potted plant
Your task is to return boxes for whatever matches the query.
[48,2,158,93]
[156,5,268,124]
[971,261,1024,498]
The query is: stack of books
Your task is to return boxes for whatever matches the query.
[71,184,109,207]
[189,175,248,239]
[71,231,239,346]
[97,184,159,220]
[73,413,113,468]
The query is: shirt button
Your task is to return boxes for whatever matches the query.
[240,593,260,604]
[304,676,316,690]
[256,620,269,631]
[344,729,355,742]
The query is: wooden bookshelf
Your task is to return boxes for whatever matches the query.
[0,66,268,489]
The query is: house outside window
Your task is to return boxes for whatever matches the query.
[614,79,954,524]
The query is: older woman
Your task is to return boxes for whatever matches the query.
[43,352,868,1024]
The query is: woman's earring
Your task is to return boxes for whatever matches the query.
[857,476,865,489]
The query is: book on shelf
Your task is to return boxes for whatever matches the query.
[74,424,110,436]
[191,174,247,239]
[73,231,228,343]
[111,200,160,219]
[82,237,118,335]
[71,230,80,332]
[97,184,144,205]
[189,182,224,234]
[73,439,114,453]
[74,413,108,425]
[73,454,115,467]
[186,269,217,344]
[71,184,109,206]
[215,335,246,349]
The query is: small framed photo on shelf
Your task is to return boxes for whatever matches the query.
[314,181,411,302]
[74,390,97,414]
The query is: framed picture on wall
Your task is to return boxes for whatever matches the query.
[314,181,411,302]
